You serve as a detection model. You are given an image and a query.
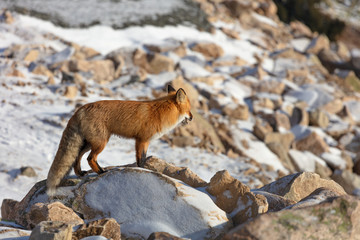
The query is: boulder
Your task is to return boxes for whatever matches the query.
[258,172,346,202]
[295,132,329,156]
[29,221,72,240]
[264,132,294,151]
[26,202,84,229]
[133,49,174,74]
[147,231,183,240]
[266,142,296,173]
[72,168,231,239]
[306,34,330,55]
[222,104,249,120]
[143,156,207,188]
[251,190,296,212]
[72,218,120,240]
[191,42,224,60]
[223,195,360,240]
[68,59,115,83]
[309,109,329,128]
[253,118,273,141]
[63,85,78,99]
[331,170,360,195]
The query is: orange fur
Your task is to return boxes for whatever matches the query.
[46,86,192,195]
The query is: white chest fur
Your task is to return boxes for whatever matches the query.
[150,114,187,140]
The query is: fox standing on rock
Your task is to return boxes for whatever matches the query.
[47,85,193,195]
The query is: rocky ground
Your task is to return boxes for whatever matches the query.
[1,0,360,239]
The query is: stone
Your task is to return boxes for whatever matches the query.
[63,85,78,99]
[20,166,37,177]
[256,79,285,95]
[220,27,240,39]
[72,218,120,240]
[1,10,14,24]
[258,172,346,202]
[147,232,183,240]
[264,132,294,151]
[133,49,174,74]
[143,157,207,188]
[266,142,296,173]
[252,190,296,212]
[26,202,84,229]
[69,59,115,83]
[24,49,39,62]
[191,42,224,60]
[223,194,360,240]
[32,64,54,79]
[315,161,333,178]
[290,106,309,126]
[288,149,315,172]
[321,98,344,114]
[309,109,329,128]
[72,168,231,239]
[295,132,329,156]
[7,69,25,78]
[1,199,19,221]
[29,221,72,240]
[306,34,330,55]
[253,118,273,141]
[331,170,360,195]
[290,20,313,38]
[206,170,250,213]
[222,104,249,120]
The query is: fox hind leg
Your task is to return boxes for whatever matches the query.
[74,142,91,177]
[87,141,107,174]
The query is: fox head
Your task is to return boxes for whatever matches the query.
[168,85,193,124]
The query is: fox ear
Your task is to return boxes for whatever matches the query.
[176,88,187,103]
[167,85,176,94]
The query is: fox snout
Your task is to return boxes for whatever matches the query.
[182,112,193,125]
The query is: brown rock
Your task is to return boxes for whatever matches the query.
[26,202,84,229]
[20,166,37,177]
[147,232,183,240]
[290,106,309,126]
[72,218,120,240]
[220,27,240,39]
[1,10,14,24]
[354,157,360,175]
[1,199,19,221]
[133,49,174,74]
[252,190,296,212]
[63,85,78,99]
[309,109,329,128]
[264,132,294,151]
[274,112,291,131]
[24,49,39,62]
[7,69,25,78]
[295,132,329,156]
[256,79,285,95]
[29,221,72,240]
[266,142,296,173]
[207,170,250,213]
[69,59,115,83]
[290,20,313,38]
[321,98,344,114]
[331,170,360,195]
[253,119,273,141]
[143,157,207,188]
[315,161,333,178]
[306,34,330,55]
[258,172,346,202]
[222,104,249,120]
[223,194,360,240]
[32,64,54,79]
[191,42,224,60]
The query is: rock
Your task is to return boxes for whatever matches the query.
[191,42,224,60]
[264,132,294,151]
[24,49,39,62]
[69,59,115,83]
[266,142,296,173]
[1,10,14,24]
[63,85,78,99]
[288,149,315,172]
[354,157,360,175]
[7,69,25,78]
[220,27,240,39]
[26,202,84,229]
[306,34,330,55]
[290,106,309,126]
[223,195,360,240]
[258,172,346,202]
[133,49,174,74]
[252,190,296,212]
[1,199,19,221]
[315,160,333,179]
[290,20,313,38]
[29,221,72,240]
[72,168,231,239]
[143,157,207,188]
[295,132,329,156]
[255,78,285,95]
[147,232,184,240]
[32,64,54,79]
[72,218,120,240]
[253,118,273,140]
[309,109,329,128]
[206,170,268,225]
[222,103,249,120]
[206,170,250,213]
[331,170,360,195]
[20,166,37,177]
[321,98,344,114]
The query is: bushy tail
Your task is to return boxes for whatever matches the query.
[47,121,84,196]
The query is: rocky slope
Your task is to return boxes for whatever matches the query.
[1,0,360,238]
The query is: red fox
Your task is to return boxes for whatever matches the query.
[46,85,193,195]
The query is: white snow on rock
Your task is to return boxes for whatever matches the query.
[344,100,360,123]
[288,149,316,172]
[76,168,232,239]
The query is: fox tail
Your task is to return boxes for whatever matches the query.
[46,121,84,196]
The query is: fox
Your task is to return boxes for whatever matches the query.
[46,85,193,195]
